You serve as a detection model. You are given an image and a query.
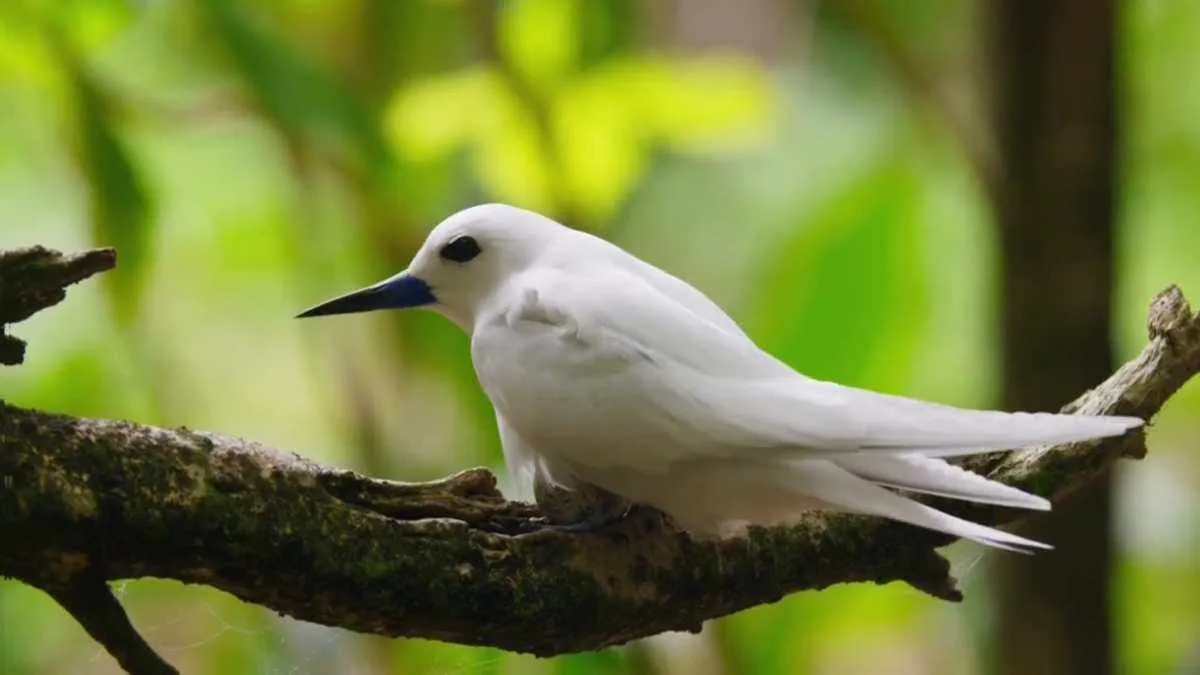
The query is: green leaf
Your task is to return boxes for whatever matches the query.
[385,69,505,161]
[555,71,644,221]
[200,0,390,171]
[54,0,135,53]
[628,56,775,152]
[498,0,581,94]
[383,54,774,222]
[578,0,640,68]
[0,7,56,88]
[747,153,927,391]
[555,56,773,220]
[385,67,556,214]
[60,45,153,322]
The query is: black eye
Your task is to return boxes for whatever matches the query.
[439,235,482,263]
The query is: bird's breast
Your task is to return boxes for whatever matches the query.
[469,320,688,469]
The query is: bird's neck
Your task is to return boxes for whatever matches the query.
[429,303,474,334]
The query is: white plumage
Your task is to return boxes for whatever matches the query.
[299,203,1143,551]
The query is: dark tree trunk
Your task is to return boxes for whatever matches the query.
[987,1,1119,674]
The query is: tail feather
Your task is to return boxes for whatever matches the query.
[863,411,1144,452]
[779,460,1051,551]
[838,386,1144,457]
[834,454,1050,511]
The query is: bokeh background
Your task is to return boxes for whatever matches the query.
[1,1,1197,673]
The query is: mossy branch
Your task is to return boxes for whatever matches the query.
[1,247,1196,674]
[0,246,116,365]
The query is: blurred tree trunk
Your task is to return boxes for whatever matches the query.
[986,1,1118,675]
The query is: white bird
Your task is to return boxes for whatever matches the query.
[298,203,1143,551]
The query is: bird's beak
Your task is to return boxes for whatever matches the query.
[295,271,436,318]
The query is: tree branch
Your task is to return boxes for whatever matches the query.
[0,245,116,365]
[41,574,178,675]
[1,247,1196,672]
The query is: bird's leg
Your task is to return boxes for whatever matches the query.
[533,473,632,533]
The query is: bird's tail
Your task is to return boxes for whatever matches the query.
[776,459,1050,551]
[835,388,1143,458]
[833,454,1050,511]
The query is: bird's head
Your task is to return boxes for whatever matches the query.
[296,203,563,330]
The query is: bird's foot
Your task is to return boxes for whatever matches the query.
[536,491,633,534]
[531,502,677,539]
[541,509,630,534]
[526,474,677,537]
[533,474,630,528]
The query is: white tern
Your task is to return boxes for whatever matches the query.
[298,203,1143,551]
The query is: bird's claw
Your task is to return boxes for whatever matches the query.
[540,508,631,534]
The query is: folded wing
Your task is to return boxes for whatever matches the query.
[508,266,1140,470]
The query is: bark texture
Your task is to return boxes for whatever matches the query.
[1,246,1197,675]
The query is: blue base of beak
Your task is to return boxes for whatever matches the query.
[296,272,436,318]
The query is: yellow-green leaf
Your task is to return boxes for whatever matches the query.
[65,52,153,323]
[498,0,580,93]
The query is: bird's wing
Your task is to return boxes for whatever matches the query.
[480,265,1139,476]
[578,231,749,337]
[480,266,868,473]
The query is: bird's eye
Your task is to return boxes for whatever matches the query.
[439,235,482,263]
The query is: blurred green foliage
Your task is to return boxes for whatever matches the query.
[0,1,1196,673]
